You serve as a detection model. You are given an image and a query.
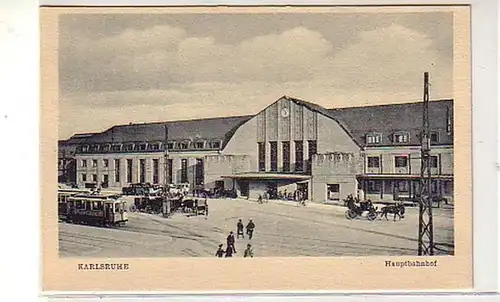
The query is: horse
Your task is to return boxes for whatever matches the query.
[380,203,405,221]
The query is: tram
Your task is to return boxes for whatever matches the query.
[58,188,90,221]
[58,192,129,226]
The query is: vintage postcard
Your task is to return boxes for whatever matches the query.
[41,5,472,292]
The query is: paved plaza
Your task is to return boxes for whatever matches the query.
[59,198,454,258]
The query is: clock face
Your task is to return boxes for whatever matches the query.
[281,108,290,118]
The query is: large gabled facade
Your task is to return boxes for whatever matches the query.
[58,96,454,203]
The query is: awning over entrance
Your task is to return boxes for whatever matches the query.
[357,174,453,180]
[222,173,311,181]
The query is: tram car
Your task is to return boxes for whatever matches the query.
[58,192,129,226]
[58,188,91,221]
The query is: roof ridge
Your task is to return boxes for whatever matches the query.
[328,99,453,111]
[112,114,254,128]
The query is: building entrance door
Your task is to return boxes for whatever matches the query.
[297,182,309,201]
[238,180,249,197]
[266,181,278,199]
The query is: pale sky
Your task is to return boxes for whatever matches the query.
[58,11,453,140]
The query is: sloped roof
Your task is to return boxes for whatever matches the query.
[60,97,454,151]
[326,99,453,146]
[284,96,364,147]
[77,115,253,145]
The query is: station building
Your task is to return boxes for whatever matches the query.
[58,96,454,203]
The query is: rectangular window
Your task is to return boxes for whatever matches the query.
[430,156,438,168]
[327,184,340,201]
[181,159,188,183]
[167,143,174,150]
[394,156,408,168]
[366,180,381,193]
[195,142,205,149]
[443,180,453,195]
[92,174,97,182]
[366,134,381,144]
[195,158,204,185]
[367,156,380,168]
[81,159,87,167]
[103,174,109,184]
[270,141,278,172]
[153,159,159,184]
[81,173,87,182]
[103,159,108,168]
[258,142,265,172]
[308,140,317,172]
[394,133,409,143]
[139,159,146,183]
[431,180,439,194]
[282,142,290,172]
[167,159,173,184]
[295,141,304,172]
[92,159,98,167]
[395,180,409,193]
[114,159,120,183]
[430,132,439,143]
[178,142,189,149]
[210,141,221,149]
[149,143,160,151]
[126,159,133,183]
[111,144,121,152]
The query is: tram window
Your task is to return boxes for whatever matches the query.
[92,201,103,211]
[115,203,122,212]
[75,201,86,210]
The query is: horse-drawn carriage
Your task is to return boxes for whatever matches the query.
[344,195,378,221]
[343,195,406,221]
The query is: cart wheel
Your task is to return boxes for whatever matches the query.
[345,210,356,220]
[367,212,377,221]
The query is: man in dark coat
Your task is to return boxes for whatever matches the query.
[246,219,255,240]
[224,245,234,257]
[226,231,236,253]
[236,219,245,239]
[215,244,224,258]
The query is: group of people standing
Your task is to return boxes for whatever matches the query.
[215,219,256,258]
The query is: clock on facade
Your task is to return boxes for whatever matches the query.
[281,107,290,118]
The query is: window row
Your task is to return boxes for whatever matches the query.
[367,155,439,169]
[364,179,453,195]
[258,140,317,173]
[77,140,222,153]
[80,158,204,186]
[365,131,440,145]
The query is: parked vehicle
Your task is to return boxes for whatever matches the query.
[58,191,128,226]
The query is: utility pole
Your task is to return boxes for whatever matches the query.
[163,124,171,217]
[418,72,434,255]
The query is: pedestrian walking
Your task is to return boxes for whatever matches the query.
[224,245,233,257]
[237,219,245,239]
[226,231,236,253]
[215,244,224,258]
[244,244,254,258]
[246,219,255,240]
